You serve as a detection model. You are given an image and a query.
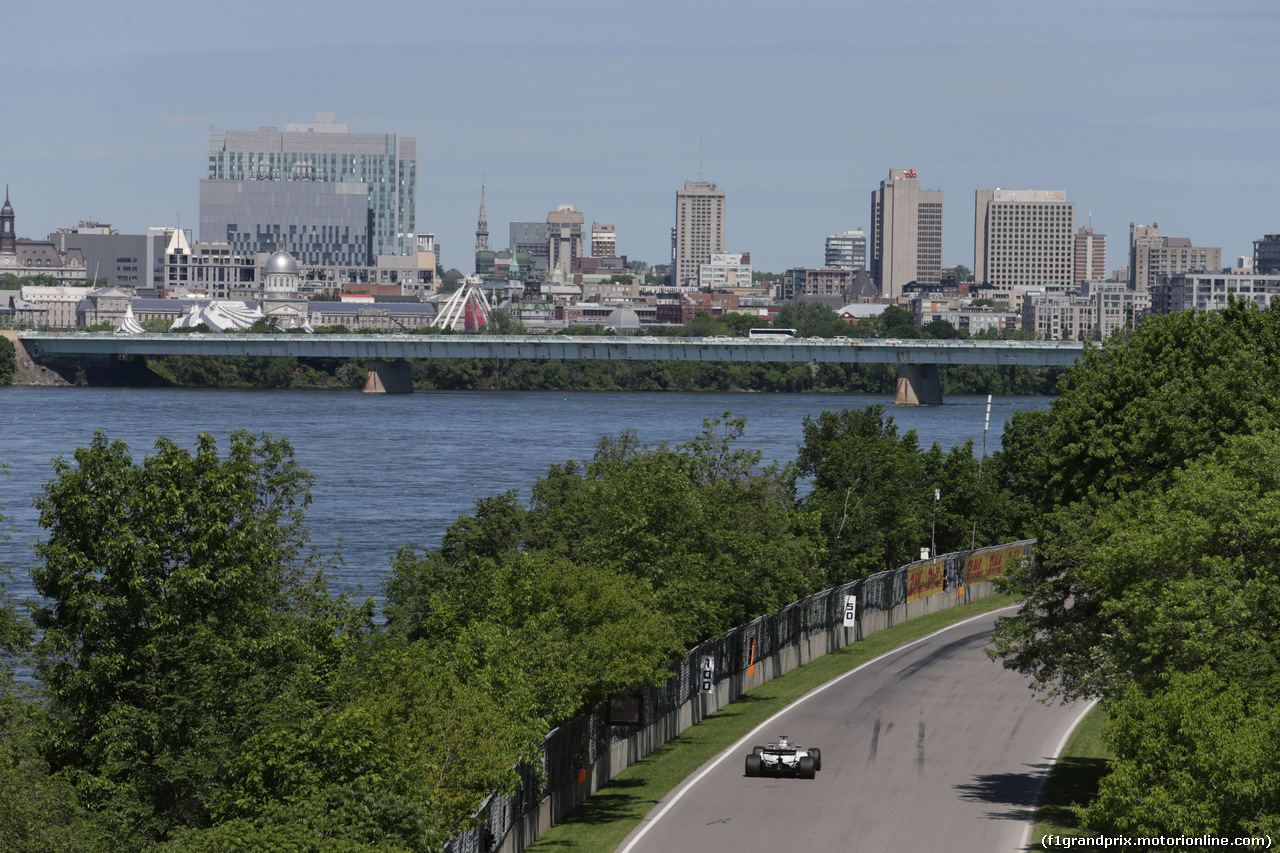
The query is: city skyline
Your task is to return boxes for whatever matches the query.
[5,0,1276,275]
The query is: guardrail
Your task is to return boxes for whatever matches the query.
[447,539,1034,853]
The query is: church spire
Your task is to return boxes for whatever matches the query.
[474,182,490,258]
[1,185,15,256]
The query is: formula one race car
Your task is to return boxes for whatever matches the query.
[744,735,822,779]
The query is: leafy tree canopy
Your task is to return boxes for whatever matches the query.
[30,430,373,846]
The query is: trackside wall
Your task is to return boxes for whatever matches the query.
[447,539,1033,853]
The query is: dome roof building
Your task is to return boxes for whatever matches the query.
[263,249,301,297]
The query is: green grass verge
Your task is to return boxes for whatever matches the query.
[1030,704,1112,847]
[525,592,1020,853]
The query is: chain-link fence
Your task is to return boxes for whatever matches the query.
[446,538,1034,853]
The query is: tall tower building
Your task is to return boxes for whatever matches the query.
[870,169,942,298]
[825,230,867,270]
[1074,226,1107,284]
[546,205,584,281]
[973,189,1075,289]
[475,185,490,258]
[674,181,725,288]
[200,112,417,266]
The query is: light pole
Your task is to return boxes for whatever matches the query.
[932,487,939,560]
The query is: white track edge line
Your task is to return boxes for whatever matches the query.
[617,604,1021,853]
[1018,697,1099,852]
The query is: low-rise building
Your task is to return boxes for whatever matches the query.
[1150,272,1280,316]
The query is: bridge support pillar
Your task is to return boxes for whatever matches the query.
[363,359,413,394]
[894,364,943,406]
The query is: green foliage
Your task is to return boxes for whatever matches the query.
[142,317,171,333]
[2,272,61,288]
[0,334,15,384]
[486,306,526,335]
[772,301,848,338]
[1082,669,1280,836]
[30,431,373,845]
[1007,299,1280,517]
[385,415,826,655]
[878,304,920,338]
[992,431,1280,703]
[0,687,109,852]
[439,268,465,291]
[919,318,962,339]
[797,406,927,582]
[987,303,1280,835]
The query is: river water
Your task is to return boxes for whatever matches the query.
[0,387,1052,604]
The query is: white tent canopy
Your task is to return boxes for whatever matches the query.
[114,304,146,335]
[170,301,263,332]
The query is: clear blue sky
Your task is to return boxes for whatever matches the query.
[6,0,1276,274]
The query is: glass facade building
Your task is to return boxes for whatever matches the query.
[200,113,417,265]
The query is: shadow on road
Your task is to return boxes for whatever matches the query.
[954,763,1053,820]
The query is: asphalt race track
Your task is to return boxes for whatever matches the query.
[615,608,1090,853]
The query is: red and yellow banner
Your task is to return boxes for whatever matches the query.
[907,559,945,603]
[964,545,1026,585]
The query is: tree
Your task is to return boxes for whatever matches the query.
[438,268,465,292]
[1082,669,1280,836]
[991,430,1280,703]
[0,464,108,851]
[920,318,963,339]
[952,264,973,283]
[0,334,15,384]
[878,304,920,338]
[1002,299,1280,518]
[31,430,372,845]
[773,301,846,338]
[485,306,526,335]
[796,406,929,583]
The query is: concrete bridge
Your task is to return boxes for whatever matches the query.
[12,331,1086,404]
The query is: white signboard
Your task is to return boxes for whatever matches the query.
[842,595,858,628]
[700,655,715,694]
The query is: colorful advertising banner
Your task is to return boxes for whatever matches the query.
[906,559,945,603]
[964,544,1026,585]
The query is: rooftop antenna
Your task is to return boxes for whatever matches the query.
[699,136,703,181]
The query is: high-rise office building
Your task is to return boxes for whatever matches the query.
[1074,226,1107,285]
[592,223,616,258]
[1129,223,1220,292]
[825,230,867,270]
[870,169,942,298]
[973,189,1075,289]
[547,205,585,280]
[200,112,417,266]
[674,181,725,288]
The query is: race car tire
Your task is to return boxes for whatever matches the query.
[808,747,822,771]
[745,753,762,777]
[798,755,816,779]
[752,746,764,756]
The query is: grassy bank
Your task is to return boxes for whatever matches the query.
[524,593,1020,853]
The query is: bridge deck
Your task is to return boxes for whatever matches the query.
[19,332,1086,367]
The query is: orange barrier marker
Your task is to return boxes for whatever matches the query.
[747,635,757,677]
